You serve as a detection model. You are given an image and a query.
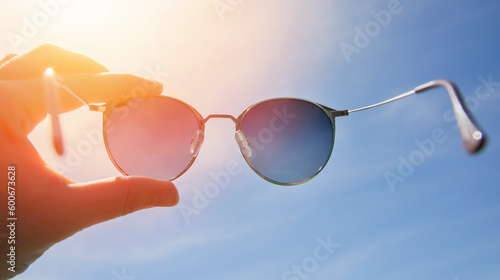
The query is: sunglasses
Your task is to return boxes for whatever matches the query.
[44,68,486,185]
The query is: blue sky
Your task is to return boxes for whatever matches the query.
[1,0,499,279]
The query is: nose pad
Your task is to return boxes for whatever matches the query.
[235,130,252,158]
[190,130,205,157]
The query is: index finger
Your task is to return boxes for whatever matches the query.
[56,73,164,112]
[0,43,108,81]
[1,73,163,136]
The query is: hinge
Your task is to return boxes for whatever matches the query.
[331,110,349,118]
[88,103,107,113]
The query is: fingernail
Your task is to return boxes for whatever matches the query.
[152,188,179,207]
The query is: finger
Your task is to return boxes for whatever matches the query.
[56,73,164,112]
[65,177,179,230]
[2,73,163,135]
[0,53,18,66]
[0,43,108,80]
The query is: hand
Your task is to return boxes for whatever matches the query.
[0,44,179,278]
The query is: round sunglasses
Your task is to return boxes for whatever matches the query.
[44,68,486,185]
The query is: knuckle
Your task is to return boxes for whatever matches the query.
[118,177,147,216]
[34,43,62,54]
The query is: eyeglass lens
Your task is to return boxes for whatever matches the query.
[104,97,200,181]
[103,97,336,185]
[239,99,335,184]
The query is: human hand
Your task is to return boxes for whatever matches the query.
[0,44,179,278]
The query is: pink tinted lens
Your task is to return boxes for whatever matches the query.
[104,97,200,180]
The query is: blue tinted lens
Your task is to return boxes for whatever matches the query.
[239,99,335,185]
[104,97,201,180]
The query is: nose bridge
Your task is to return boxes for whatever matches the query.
[202,114,238,126]
[200,114,252,159]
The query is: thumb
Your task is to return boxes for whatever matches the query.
[64,176,179,231]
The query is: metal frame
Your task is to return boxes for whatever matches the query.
[234,98,337,185]
[346,79,485,153]
[100,96,205,182]
[44,67,486,185]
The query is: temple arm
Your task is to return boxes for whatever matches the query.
[43,68,90,155]
[45,69,485,155]
[347,79,486,154]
